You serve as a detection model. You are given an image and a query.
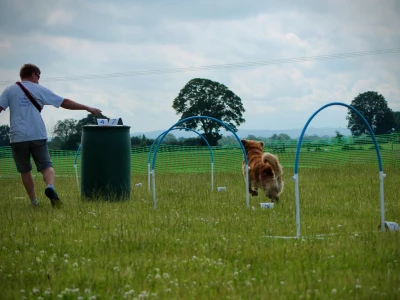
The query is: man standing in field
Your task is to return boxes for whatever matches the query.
[0,64,102,207]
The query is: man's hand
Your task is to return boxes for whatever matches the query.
[87,107,102,116]
[61,99,102,116]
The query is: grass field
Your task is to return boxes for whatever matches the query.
[0,164,399,299]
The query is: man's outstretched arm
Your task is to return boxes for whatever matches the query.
[60,99,102,115]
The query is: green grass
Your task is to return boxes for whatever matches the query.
[0,165,399,299]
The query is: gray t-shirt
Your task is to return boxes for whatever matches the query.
[0,81,64,143]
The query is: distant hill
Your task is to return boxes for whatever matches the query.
[131,127,351,139]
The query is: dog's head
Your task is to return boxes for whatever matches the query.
[241,139,264,154]
[259,166,283,202]
[260,153,284,202]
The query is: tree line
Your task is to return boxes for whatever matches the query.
[0,78,399,148]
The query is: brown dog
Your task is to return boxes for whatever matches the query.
[241,139,284,202]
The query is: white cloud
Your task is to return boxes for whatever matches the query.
[0,0,399,135]
[45,9,76,26]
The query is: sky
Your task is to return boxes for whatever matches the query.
[0,0,399,137]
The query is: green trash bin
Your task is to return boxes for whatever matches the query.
[81,125,131,200]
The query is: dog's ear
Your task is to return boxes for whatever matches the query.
[259,141,265,149]
[241,139,248,147]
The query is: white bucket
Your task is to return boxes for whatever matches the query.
[217,186,227,192]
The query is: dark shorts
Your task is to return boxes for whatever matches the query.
[10,140,52,173]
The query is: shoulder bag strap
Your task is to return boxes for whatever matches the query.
[15,82,42,112]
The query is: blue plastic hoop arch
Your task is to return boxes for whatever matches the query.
[147,127,214,191]
[150,116,250,210]
[293,102,386,237]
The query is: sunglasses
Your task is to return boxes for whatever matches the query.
[35,73,41,79]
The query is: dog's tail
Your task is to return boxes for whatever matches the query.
[262,153,283,176]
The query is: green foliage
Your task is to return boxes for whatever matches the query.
[53,118,78,141]
[130,135,142,146]
[179,137,203,146]
[50,114,109,150]
[334,130,344,144]
[0,124,10,146]
[218,135,240,146]
[139,135,154,147]
[347,91,396,136]
[393,111,400,132]
[163,133,178,145]
[269,133,291,141]
[47,136,63,150]
[76,113,105,134]
[172,78,245,146]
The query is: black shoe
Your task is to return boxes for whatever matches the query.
[45,187,63,208]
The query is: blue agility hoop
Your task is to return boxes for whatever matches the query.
[293,102,386,238]
[147,127,214,191]
[150,116,249,210]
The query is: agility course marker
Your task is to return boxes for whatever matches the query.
[150,116,249,210]
[381,221,400,231]
[147,127,214,191]
[74,145,81,192]
[292,102,387,238]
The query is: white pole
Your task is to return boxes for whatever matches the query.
[211,162,214,191]
[74,164,79,193]
[148,163,151,191]
[379,171,386,232]
[245,165,250,207]
[292,173,301,238]
[152,170,157,210]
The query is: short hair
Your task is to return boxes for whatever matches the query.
[19,64,41,79]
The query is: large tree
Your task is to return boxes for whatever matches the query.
[172,78,245,146]
[0,125,10,146]
[53,119,78,141]
[394,111,400,132]
[346,91,396,136]
[76,113,109,135]
[52,114,109,150]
